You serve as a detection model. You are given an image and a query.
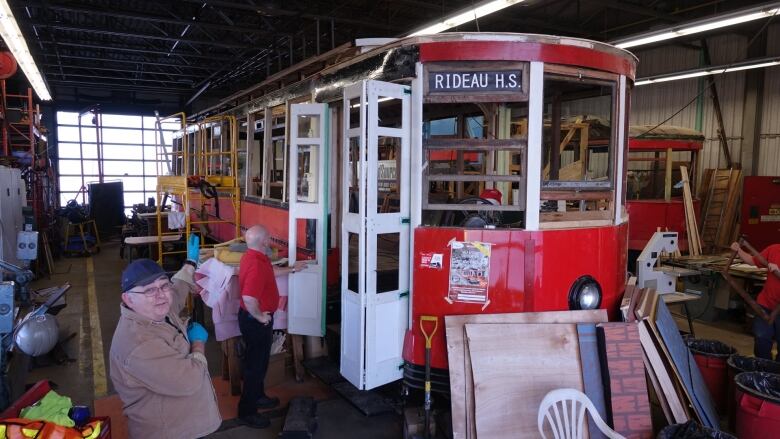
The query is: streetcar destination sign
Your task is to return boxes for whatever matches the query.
[429,70,524,93]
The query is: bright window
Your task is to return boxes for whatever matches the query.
[56,111,176,214]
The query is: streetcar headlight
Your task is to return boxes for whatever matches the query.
[568,276,602,310]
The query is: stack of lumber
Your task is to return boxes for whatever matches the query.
[697,168,742,253]
[446,310,652,439]
[622,287,719,429]
[679,166,702,256]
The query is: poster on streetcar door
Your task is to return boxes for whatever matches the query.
[447,241,492,304]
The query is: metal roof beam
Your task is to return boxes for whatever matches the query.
[46,53,215,71]
[48,79,191,93]
[36,40,235,60]
[41,63,208,78]
[16,1,266,35]
[178,0,406,32]
[24,21,253,49]
[47,72,194,85]
[587,0,683,22]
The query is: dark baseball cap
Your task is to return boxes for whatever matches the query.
[121,259,168,292]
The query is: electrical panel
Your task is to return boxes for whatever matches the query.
[16,231,39,261]
[0,166,26,266]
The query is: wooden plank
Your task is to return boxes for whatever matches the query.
[664,148,673,201]
[637,319,689,424]
[445,310,608,439]
[578,324,608,439]
[642,348,673,424]
[650,291,719,428]
[716,170,741,249]
[680,166,701,256]
[539,219,614,230]
[424,138,527,150]
[597,323,653,438]
[540,190,613,201]
[466,323,584,439]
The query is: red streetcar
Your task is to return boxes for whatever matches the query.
[168,33,637,394]
[625,125,704,258]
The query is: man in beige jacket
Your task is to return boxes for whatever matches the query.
[109,257,221,438]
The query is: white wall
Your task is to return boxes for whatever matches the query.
[758,24,780,176]
[629,24,780,177]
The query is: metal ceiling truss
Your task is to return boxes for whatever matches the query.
[6,0,773,106]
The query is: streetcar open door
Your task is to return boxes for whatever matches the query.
[287,103,329,337]
[341,80,412,390]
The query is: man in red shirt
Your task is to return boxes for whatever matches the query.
[237,225,306,428]
[731,241,780,360]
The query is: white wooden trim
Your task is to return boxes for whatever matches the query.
[615,75,627,225]
[409,61,423,331]
[525,61,544,231]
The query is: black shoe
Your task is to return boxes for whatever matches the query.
[238,413,270,429]
[256,396,280,409]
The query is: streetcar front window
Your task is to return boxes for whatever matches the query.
[539,69,620,227]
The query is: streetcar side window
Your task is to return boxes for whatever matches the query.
[538,71,618,227]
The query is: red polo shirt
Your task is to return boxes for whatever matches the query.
[238,248,280,313]
[756,244,780,311]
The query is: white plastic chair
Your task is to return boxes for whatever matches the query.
[537,388,626,439]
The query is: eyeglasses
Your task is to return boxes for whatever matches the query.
[129,282,174,298]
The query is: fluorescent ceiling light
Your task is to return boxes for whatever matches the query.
[635,56,780,85]
[612,2,780,49]
[407,0,526,37]
[0,0,52,100]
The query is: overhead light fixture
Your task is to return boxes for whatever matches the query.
[635,56,780,85]
[612,2,780,49]
[407,0,526,37]
[0,0,52,100]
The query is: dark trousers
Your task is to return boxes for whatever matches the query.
[237,308,273,417]
[753,306,780,360]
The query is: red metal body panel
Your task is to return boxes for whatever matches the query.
[419,41,636,79]
[403,223,628,370]
[628,138,703,151]
[626,199,700,252]
[741,176,780,252]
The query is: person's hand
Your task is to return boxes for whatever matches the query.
[187,322,208,343]
[258,312,272,325]
[730,242,741,252]
[769,262,779,274]
[187,234,200,265]
[293,260,309,272]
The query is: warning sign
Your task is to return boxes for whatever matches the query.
[447,241,491,304]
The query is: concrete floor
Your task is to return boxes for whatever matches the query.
[17,239,760,438]
[21,240,402,439]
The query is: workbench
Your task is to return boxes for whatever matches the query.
[660,254,767,321]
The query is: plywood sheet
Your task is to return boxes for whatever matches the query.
[466,323,584,439]
[597,323,652,439]
[444,310,608,439]
[652,296,719,428]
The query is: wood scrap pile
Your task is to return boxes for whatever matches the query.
[446,310,652,439]
[622,287,719,429]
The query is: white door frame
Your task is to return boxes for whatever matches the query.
[287,103,329,337]
[340,80,412,390]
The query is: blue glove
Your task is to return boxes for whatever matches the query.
[187,234,200,264]
[187,322,208,343]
